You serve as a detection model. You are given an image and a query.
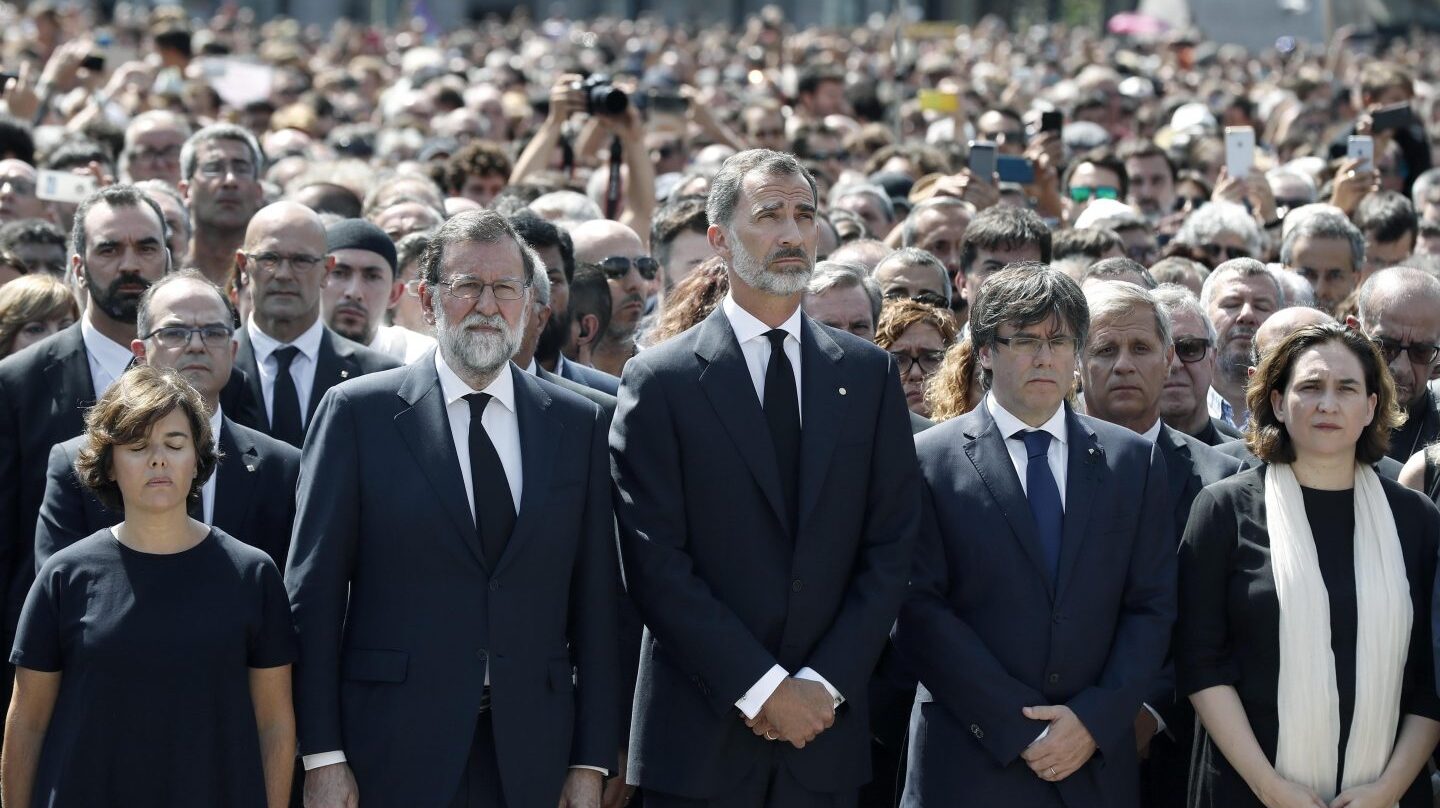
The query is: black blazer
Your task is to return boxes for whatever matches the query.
[894,403,1175,808]
[1215,439,1406,481]
[222,324,401,444]
[34,416,300,571]
[1191,416,1243,447]
[610,308,919,799]
[286,359,618,808]
[538,366,616,420]
[0,323,95,648]
[558,354,621,396]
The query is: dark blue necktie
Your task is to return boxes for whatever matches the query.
[1018,430,1063,582]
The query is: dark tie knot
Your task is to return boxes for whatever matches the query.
[272,345,300,370]
[1017,430,1052,461]
[764,329,789,352]
[465,392,493,417]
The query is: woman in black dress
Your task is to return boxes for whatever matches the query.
[1178,323,1440,808]
[2,366,296,808]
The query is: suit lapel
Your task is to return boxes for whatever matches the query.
[311,329,359,422]
[962,408,1054,591]
[694,308,789,531]
[797,318,847,532]
[1157,426,1190,525]
[498,366,562,574]
[234,329,268,426]
[212,419,259,534]
[394,360,487,569]
[1055,410,1100,602]
[42,326,95,431]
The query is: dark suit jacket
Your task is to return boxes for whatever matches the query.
[35,416,300,571]
[1214,440,1406,481]
[222,324,401,445]
[0,323,95,648]
[286,359,618,808]
[1193,416,1242,447]
[894,403,1175,808]
[558,354,621,396]
[538,366,616,420]
[611,308,919,798]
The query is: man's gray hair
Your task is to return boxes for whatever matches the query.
[123,110,193,152]
[180,123,265,182]
[1412,167,1440,205]
[418,209,537,311]
[395,230,432,271]
[900,196,973,248]
[1084,280,1171,349]
[829,182,895,222]
[1153,283,1218,343]
[1175,201,1263,258]
[135,269,230,338]
[1278,209,1365,270]
[1265,167,1318,203]
[524,241,551,307]
[806,260,882,326]
[530,190,603,228]
[875,247,952,304]
[969,262,1090,389]
[1272,266,1317,308]
[1198,258,1285,310]
[1356,266,1440,328]
[706,149,817,229]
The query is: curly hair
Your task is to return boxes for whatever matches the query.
[647,256,729,345]
[925,335,980,422]
[441,140,512,196]
[874,298,960,350]
[74,365,220,512]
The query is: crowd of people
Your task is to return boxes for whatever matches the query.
[4,3,1440,808]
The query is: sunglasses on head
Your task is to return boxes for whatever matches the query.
[590,256,659,281]
[1173,337,1212,363]
[1068,185,1120,203]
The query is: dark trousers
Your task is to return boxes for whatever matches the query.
[448,712,507,808]
[645,751,858,808]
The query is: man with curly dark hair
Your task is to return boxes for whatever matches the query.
[441,140,512,208]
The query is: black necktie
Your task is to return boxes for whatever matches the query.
[466,393,516,570]
[270,346,304,447]
[763,329,800,532]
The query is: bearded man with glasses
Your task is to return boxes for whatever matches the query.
[1345,266,1440,462]
[220,201,399,447]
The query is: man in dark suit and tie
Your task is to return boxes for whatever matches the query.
[220,201,400,446]
[611,149,919,807]
[0,184,173,680]
[894,264,1175,808]
[288,209,618,808]
[34,270,300,570]
[1079,280,1243,806]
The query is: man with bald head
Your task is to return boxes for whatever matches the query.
[120,110,191,186]
[0,160,49,225]
[221,201,400,446]
[570,218,652,377]
[1346,267,1440,462]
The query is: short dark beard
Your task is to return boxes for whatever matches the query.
[536,305,572,364]
[84,263,150,324]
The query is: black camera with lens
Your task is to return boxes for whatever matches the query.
[578,74,629,116]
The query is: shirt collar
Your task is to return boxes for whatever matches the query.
[209,405,224,442]
[523,358,538,375]
[435,349,516,414]
[986,393,1068,446]
[247,316,325,364]
[1140,419,1163,443]
[722,292,804,347]
[80,317,137,380]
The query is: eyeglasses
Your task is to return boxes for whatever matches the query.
[993,334,1079,356]
[1125,244,1159,263]
[883,289,949,308]
[1173,195,1207,211]
[196,159,256,179]
[752,128,785,139]
[403,279,423,297]
[890,349,947,375]
[808,149,850,162]
[590,256,659,281]
[1372,336,1440,366]
[439,276,530,300]
[1068,186,1120,203]
[143,324,234,348]
[244,252,325,274]
[1173,337,1212,363]
[131,144,181,163]
[1203,244,1251,261]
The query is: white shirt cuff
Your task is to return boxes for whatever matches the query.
[570,764,610,776]
[1029,725,1050,746]
[302,751,347,770]
[795,667,844,707]
[1143,702,1169,736]
[734,664,789,720]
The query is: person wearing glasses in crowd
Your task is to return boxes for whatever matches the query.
[1174,201,1264,270]
[1280,210,1366,316]
[896,263,1174,807]
[177,124,266,288]
[874,248,952,310]
[220,202,400,447]
[118,110,191,186]
[1343,267,1440,463]
[1178,323,1440,808]
[319,219,435,365]
[1152,285,1244,446]
[569,218,656,378]
[34,270,300,572]
[1061,148,1127,225]
[875,299,959,418]
[3,365,298,808]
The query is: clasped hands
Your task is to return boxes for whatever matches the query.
[1020,704,1098,783]
[744,678,835,749]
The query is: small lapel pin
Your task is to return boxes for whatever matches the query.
[340,370,350,379]
[838,387,847,396]
[1088,448,1097,456]
[245,464,256,472]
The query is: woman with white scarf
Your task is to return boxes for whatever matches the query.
[1178,323,1440,808]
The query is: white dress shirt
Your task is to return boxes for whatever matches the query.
[200,407,222,524]
[80,318,136,398]
[369,324,437,364]
[246,317,325,430]
[720,294,842,719]
[986,394,1069,509]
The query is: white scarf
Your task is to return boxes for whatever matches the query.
[1266,463,1411,802]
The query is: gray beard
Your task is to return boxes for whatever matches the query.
[435,307,521,379]
[729,235,813,296]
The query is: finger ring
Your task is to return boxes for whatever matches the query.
[1048,767,1057,778]
[765,730,777,741]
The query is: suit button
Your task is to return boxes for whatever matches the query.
[489,580,500,591]
[970,724,984,739]
[792,579,804,593]
[1048,673,1059,684]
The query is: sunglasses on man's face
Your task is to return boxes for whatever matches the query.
[1173,337,1212,364]
[1068,185,1120,204]
[590,256,659,281]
